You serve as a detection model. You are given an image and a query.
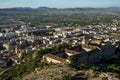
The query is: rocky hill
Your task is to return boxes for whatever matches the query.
[22,64,120,80]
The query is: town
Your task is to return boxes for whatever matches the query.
[0,19,120,69]
[1,0,120,80]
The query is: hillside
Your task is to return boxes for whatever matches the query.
[22,64,120,80]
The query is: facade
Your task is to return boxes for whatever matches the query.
[43,53,67,64]
[65,43,117,65]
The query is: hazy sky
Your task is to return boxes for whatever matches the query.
[0,0,120,8]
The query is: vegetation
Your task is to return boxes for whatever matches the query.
[0,44,71,80]
[69,56,77,65]
[79,64,120,73]
[107,64,120,73]
[102,77,108,80]
[74,72,85,76]
[0,10,120,27]
[62,74,72,80]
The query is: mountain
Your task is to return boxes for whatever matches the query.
[62,7,120,11]
[106,6,120,11]
[0,7,33,11]
[0,7,120,12]
[36,7,57,11]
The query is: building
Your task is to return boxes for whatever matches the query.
[65,42,117,65]
[43,53,68,64]
[15,46,23,58]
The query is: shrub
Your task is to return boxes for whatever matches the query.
[102,77,108,80]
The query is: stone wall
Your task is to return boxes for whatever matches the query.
[101,44,116,60]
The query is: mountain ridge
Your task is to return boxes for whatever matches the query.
[0,6,120,12]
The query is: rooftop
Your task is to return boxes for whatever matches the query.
[44,53,66,62]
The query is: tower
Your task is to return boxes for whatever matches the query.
[15,46,20,54]
[82,35,85,44]
[15,46,22,58]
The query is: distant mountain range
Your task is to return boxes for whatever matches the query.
[0,7,120,12]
